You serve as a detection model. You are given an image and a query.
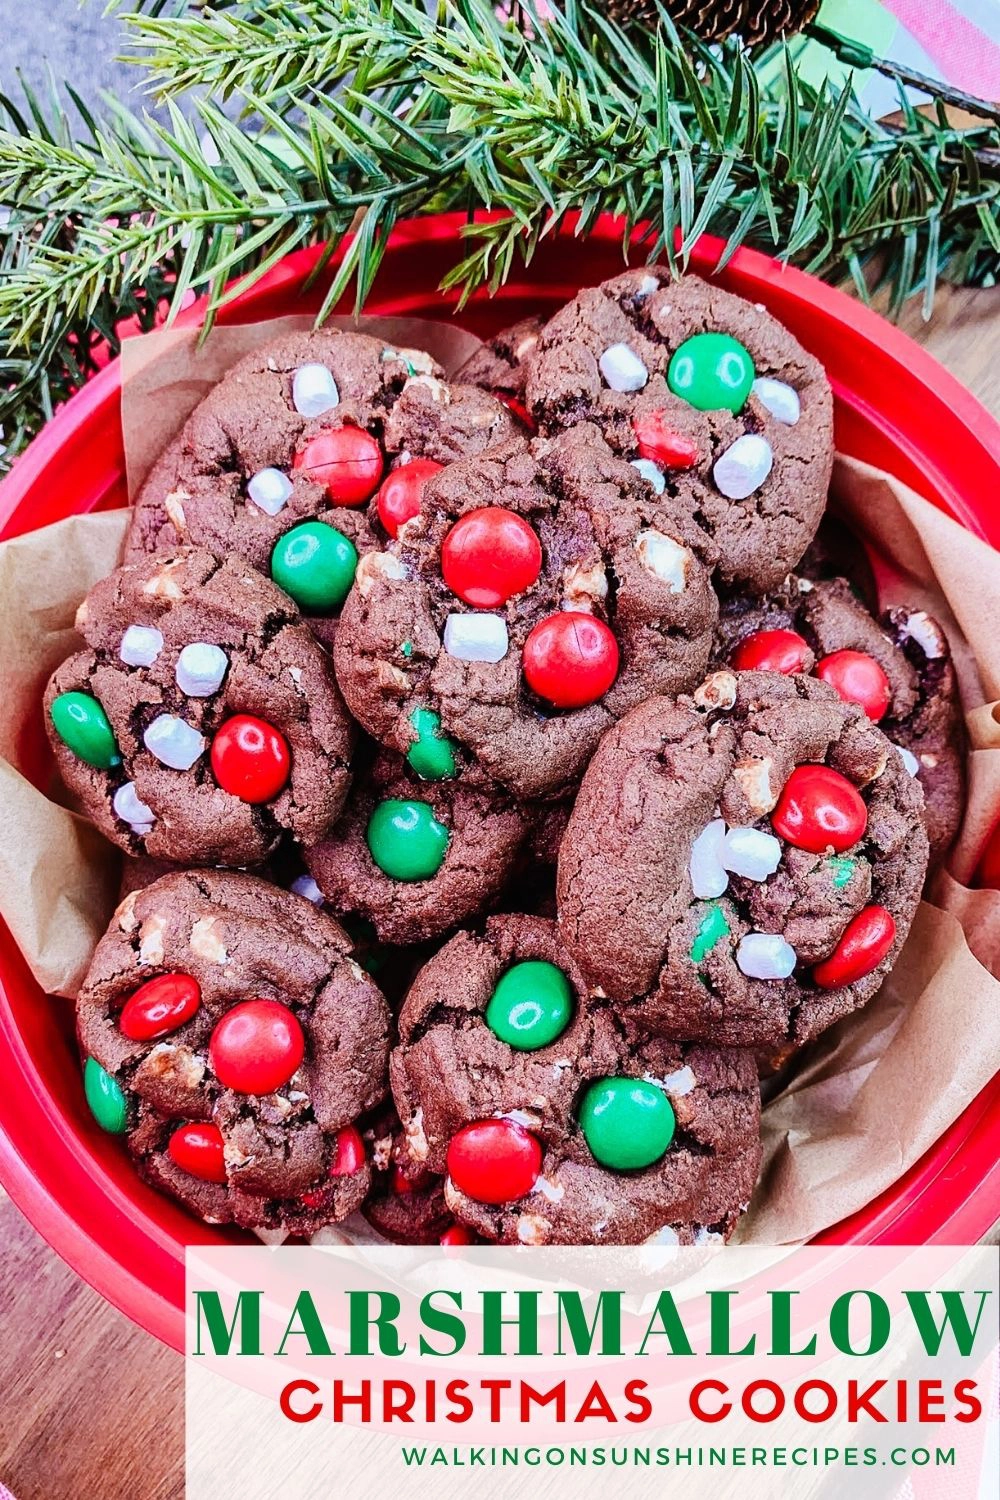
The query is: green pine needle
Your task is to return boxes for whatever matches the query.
[2,0,998,468]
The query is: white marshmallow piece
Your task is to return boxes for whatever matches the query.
[630,458,666,495]
[247,467,293,517]
[598,343,648,393]
[689,819,728,899]
[752,377,801,426]
[894,742,920,777]
[635,529,690,593]
[119,625,163,668]
[713,434,774,500]
[443,612,509,664]
[291,873,324,905]
[722,826,782,882]
[291,363,339,418]
[143,714,206,771]
[175,642,229,698]
[737,932,797,980]
[113,781,155,835]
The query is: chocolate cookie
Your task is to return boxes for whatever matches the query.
[713,575,965,862]
[76,870,391,1233]
[45,550,354,867]
[334,426,718,800]
[360,1108,454,1245]
[525,270,833,592]
[306,748,532,944]
[557,673,929,1050]
[390,915,761,1245]
[456,316,543,411]
[125,330,518,645]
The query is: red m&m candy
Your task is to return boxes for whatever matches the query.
[209,999,305,1094]
[300,1126,366,1206]
[376,458,443,537]
[440,1223,477,1248]
[329,1124,366,1177]
[168,1122,227,1183]
[294,426,384,505]
[632,411,700,469]
[446,1119,542,1203]
[119,972,201,1040]
[813,905,896,989]
[211,715,290,803]
[392,1162,433,1195]
[815,650,892,722]
[732,628,811,675]
[771,765,867,854]
[498,394,536,431]
[522,612,619,709]
[441,507,542,608]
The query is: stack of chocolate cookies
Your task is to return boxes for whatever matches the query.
[49,272,965,1246]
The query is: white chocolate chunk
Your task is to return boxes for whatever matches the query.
[190,916,228,965]
[644,1225,680,1247]
[355,552,407,597]
[630,457,666,494]
[164,492,187,534]
[733,756,778,815]
[176,642,228,698]
[291,873,324,904]
[752,377,801,425]
[690,819,728,899]
[635,529,690,592]
[901,610,945,660]
[694,670,738,712]
[138,913,166,966]
[722,826,782,881]
[247,467,293,517]
[598,342,648,392]
[120,625,163,668]
[713,434,774,499]
[443,612,509,663]
[142,560,185,601]
[637,274,659,297]
[562,561,608,612]
[292,363,339,417]
[737,932,797,980]
[405,373,450,404]
[651,1065,696,1097]
[113,781,155,835]
[516,1214,549,1245]
[143,714,206,771]
[894,743,920,777]
[397,347,437,375]
[532,1175,565,1204]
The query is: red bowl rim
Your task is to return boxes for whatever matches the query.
[1,212,999,1355]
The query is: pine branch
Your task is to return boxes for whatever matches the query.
[3,0,999,470]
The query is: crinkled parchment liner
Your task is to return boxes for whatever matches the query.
[1,315,998,1247]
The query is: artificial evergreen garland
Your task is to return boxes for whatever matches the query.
[1,0,999,468]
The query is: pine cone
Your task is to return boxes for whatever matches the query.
[603,0,822,45]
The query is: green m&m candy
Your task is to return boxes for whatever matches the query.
[406,707,456,781]
[366,798,449,881]
[579,1077,675,1170]
[667,332,754,414]
[84,1057,129,1134]
[485,961,573,1051]
[50,691,120,769]
[271,521,358,611]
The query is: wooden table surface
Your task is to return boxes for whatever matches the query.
[1,281,998,1500]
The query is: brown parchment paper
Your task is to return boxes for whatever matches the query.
[1,316,999,1245]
